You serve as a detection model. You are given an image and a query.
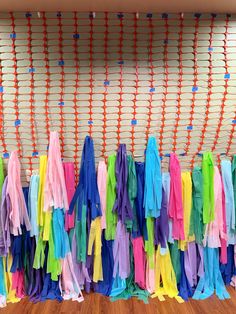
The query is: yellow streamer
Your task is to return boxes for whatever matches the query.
[88,217,103,282]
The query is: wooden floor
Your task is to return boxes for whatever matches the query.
[1,287,236,314]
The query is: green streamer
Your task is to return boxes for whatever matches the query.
[202,152,215,223]
[190,166,205,244]
[126,155,137,231]
[105,154,117,240]
[169,241,181,284]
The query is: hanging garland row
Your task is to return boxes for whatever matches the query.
[0,131,235,307]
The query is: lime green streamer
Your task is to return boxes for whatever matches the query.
[33,227,46,269]
[105,154,117,240]
[47,221,61,281]
[202,152,214,223]
[145,217,155,268]
[0,158,4,199]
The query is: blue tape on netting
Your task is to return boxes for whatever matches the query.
[117,60,124,65]
[224,73,230,79]
[197,153,203,157]
[179,152,186,156]
[208,47,213,52]
[192,86,198,92]
[10,33,16,39]
[162,13,168,19]
[194,13,201,18]
[58,60,64,66]
[28,68,35,73]
[88,120,93,125]
[187,125,193,130]
[0,86,3,93]
[15,119,21,127]
[232,119,236,124]
[32,151,39,157]
[147,13,152,18]
[3,152,9,159]
[150,87,155,92]
[73,34,80,39]
[131,119,137,125]
[58,102,64,106]
[165,153,170,157]
[25,12,32,18]
[104,80,110,86]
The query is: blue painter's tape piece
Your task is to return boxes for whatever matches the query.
[58,102,64,106]
[0,86,3,93]
[164,153,170,157]
[211,13,217,18]
[32,151,39,157]
[160,156,163,161]
[192,86,198,92]
[187,125,193,130]
[179,153,186,156]
[58,60,64,66]
[162,13,168,19]
[25,13,32,18]
[208,47,213,52]
[220,152,226,156]
[224,73,230,79]
[131,119,137,125]
[227,13,231,18]
[164,39,168,44]
[3,152,9,159]
[150,87,155,92]
[10,33,16,39]
[232,119,236,124]
[194,13,201,18]
[104,80,110,86]
[89,13,94,18]
[197,153,203,157]
[28,67,35,73]
[46,145,49,150]
[15,119,21,127]
[117,60,124,65]
[117,13,124,19]
[73,34,80,39]
[88,120,93,125]
[57,12,62,17]
[147,13,152,18]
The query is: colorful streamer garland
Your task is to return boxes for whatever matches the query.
[0,132,236,307]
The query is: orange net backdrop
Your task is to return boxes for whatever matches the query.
[0,12,235,182]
